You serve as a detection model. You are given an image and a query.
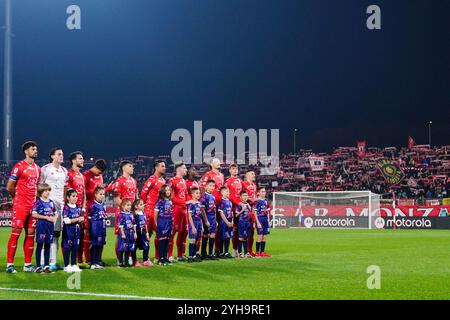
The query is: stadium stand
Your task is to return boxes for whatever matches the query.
[1,145,449,206]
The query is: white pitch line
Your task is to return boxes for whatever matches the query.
[0,287,186,300]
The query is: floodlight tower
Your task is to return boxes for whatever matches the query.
[3,0,13,163]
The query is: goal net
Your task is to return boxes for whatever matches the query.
[271,191,381,229]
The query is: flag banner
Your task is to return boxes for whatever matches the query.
[271,205,450,217]
[309,156,325,171]
[407,177,417,188]
[357,140,366,157]
[408,136,416,149]
[377,159,403,184]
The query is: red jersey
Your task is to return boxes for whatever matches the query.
[83,170,104,208]
[67,169,86,207]
[200,170,224,204]
[242,181,257,205]
[140,175,166,207]
[225,176,243,206]
[168,176,187,208]
[185,179,199,201]
[9,160,41,206]
[113,175,138,201]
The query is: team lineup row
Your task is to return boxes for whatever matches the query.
[5,141,271,273]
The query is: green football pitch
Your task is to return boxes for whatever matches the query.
[0,228,449,300]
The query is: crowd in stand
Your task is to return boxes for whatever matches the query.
[1,145,449,206]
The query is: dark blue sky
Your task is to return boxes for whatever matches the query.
[1,0,449,160]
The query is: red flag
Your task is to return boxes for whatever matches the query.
[408,136,416,150]
[357,141,366,157]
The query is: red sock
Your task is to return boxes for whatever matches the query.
[248,228,255,253]
[176,232,183,257]
[83,233,91,263]
[154,237,159,260]
[214,235,220,254]
[232,233,238,251]
[23,231,35,265]
[178,232,187,257]
[168,235,174,257]
[7,229,21,264]
[196,238,201,252]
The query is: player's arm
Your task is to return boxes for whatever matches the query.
[200,206,210,227]
[140,178,152,202]
[6,179,16,198]
[63,210,82,224]
[31,202,47,221]
[31,204,49,221]
[7,164,22,198]
[117,214,126,238]
[254,211,262,229]
[39,166,47,184]
[235,204,244,218]
[52,204,59,223]
[253,203,261,228]
[188,207,196,234]
[81,190,87,212]
[218,204,228,224]
[87,205,94,220]
[32,211,51,221]
[63,172,69,205]
[171,190,185,207]
[113,195,122,207]
[119,225,126,239]
[219,209,232,227]
[154,206,159,227]
[113,180,122,207]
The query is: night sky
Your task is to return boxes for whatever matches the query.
[1,0,449,160]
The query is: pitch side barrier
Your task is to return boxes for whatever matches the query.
[271,191,450,230]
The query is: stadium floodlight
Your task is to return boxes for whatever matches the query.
[3,0,13,163]
[428,121,432,148]
[271,191,381,229]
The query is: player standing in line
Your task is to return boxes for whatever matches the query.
[253,187,271,257]
[218,186,234,258]
[154,185,173,266]
[83,159,107,264]
[187,187,203,263]
[62,189,84,272]
[88,186,107,270]
[186,166,200,253]
[112,161,138,264]
[117,199,137,268]
[200,158,224,256]
[39,147,68,271]
[186,166,200,201]
[6,141,41,273]
[224,163,242,257]
[32,184,57,273]
[66,151,86,264]
[131,199,152,267]
[199,180,218,260]
[235,190,252,258]
[140,160,166,262]
[168,162,188,262]
[242,171,257,256]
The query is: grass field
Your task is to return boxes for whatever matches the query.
[0,227,449,300]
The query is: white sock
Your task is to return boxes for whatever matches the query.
[50,236,59,265]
